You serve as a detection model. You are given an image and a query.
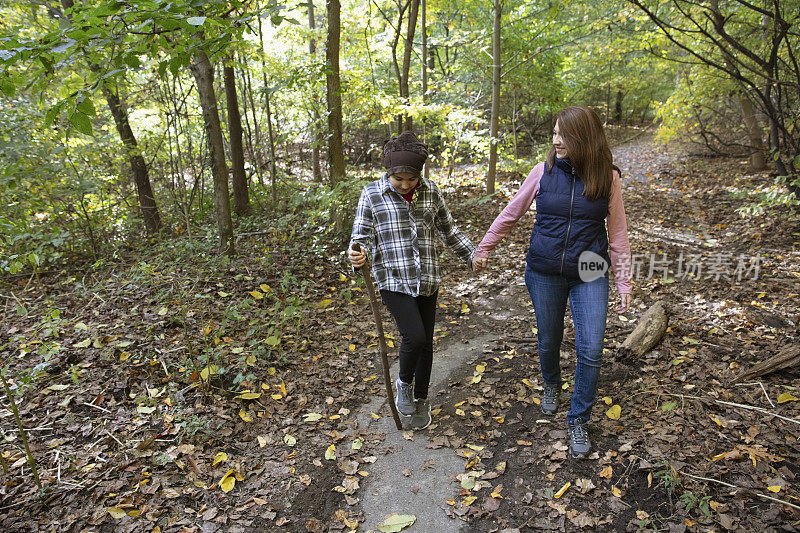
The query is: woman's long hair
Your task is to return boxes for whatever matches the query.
[546,106,614,201]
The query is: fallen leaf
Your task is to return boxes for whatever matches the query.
[213,452,228,466]
[377,514,416,532]
[606,404,621,420]
[107,507,126,519]
[554,482,571,498]
[777,392,798,403]
[767,485,781,493]
[284,434,296,446]
[235,392,261,400]
[611,486,622,497]
[325,444,336,460]
[219,469,236,493]
[303,413,324,422]
[599,465,613,479]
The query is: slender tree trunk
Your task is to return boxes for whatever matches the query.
[223,62,250,215]
[739,95,767,171]
[190,48,234,255]
[326,0,345,185]
[421,0,429,179]
[60,0,162,235]
[400,0,420,132]
[486,0,502,195]
[100,84,163,234]
[614,90,623,123]
[308,0,323,182]
[257,15,279,199]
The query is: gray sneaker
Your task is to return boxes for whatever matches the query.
[395,378,415,416]
[541,383,560,415]
[411,398,431,430]
[567,420,591,459]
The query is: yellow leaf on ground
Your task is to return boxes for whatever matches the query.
[612,486,623,497]
[554,482,571,498]
[107,507,126,519]
[377,513,416,532]
[200,365,220,381]
[74,338,91,348]
[602,396,613,405]
[455,409,465,416]
[219,469,236,493]
[212,452,228,466]
[475,364,485,373]
[777,392,798,403]
[636,510,649,520]
[767,485,781,493]
[257,436,267,447]
[259,284,271,292]
[522,378,534,387]
[463,496,477,506]
[249,290,264,299]
[235,392,261,400]
[606,404,621,420]
[239,409,253,422]
[318,299,332,308]
[599,465,613,479]
[303,413,324,422]
[325,444,336,460]
[387,340,395,348]
[284,434,296,446]
[348,344,356,351]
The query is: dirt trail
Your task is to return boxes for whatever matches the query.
[355,134,800,532]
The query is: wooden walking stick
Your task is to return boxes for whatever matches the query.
[351,243,403,430]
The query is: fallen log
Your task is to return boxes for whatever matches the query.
[618,300,670,360]
[729,344,800,385]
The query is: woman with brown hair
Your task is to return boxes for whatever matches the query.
[472,106,632,458]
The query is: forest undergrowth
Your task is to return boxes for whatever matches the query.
[0,135,799,532]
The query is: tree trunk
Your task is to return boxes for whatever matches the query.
[190,48,234,255]
[739,95,767,171]
[60,0,162,236]
[614,90,623,123]
[308,0,323,182]
[223,63,250,215]
[486,0,502,195]
[421,0,429,179]
[100,84,162,235]
[326,0,345,185]
[400,0,420,132]
[256,15,279,200]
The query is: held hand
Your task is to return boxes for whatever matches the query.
[349,247,366,268]
[616,292,632,314]
[472,256,488,273]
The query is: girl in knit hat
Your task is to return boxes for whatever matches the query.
[349,131,476,430]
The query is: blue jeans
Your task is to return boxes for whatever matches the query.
[525,266,608,423]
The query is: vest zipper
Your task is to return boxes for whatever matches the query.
[559,171,576,274]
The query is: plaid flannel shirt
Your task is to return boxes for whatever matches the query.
[350,175,476,297]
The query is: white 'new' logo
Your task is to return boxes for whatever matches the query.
[578,251,608,282]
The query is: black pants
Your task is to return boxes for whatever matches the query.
[380,290,438,400]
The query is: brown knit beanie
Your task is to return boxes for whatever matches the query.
[382,131,429,178]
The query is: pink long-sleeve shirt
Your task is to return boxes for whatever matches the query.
[475,162,632,294]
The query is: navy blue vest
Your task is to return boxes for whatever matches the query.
[526,158,610,279]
